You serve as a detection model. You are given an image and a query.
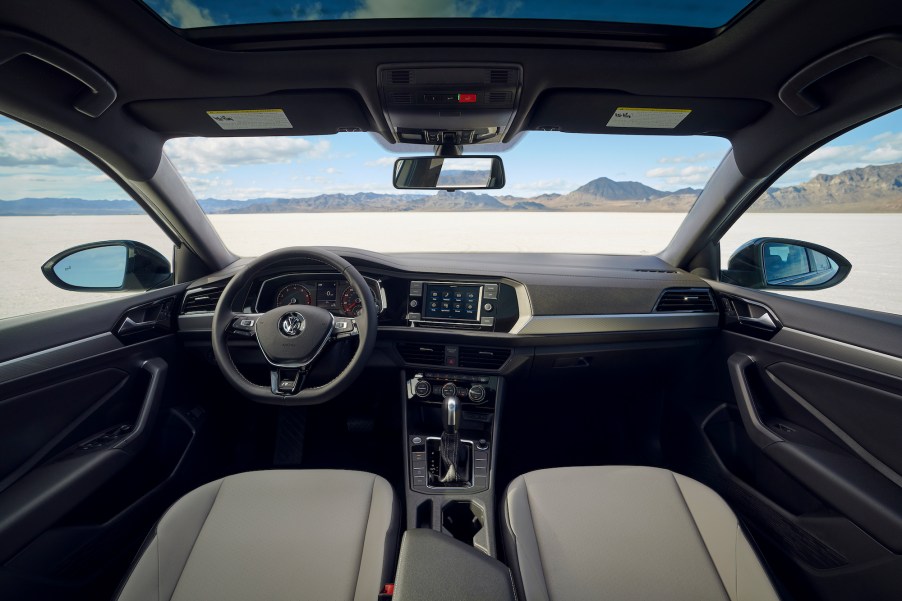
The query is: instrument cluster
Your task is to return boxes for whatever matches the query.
[254,274,385,318]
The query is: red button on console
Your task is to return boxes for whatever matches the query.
[458,93,477,103]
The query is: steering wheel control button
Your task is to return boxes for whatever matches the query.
[414,380,432,398]
[441,382,457,398]
[333,318,355,334]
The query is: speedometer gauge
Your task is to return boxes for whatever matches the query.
[340,285,381,316]
[275,283,313,307]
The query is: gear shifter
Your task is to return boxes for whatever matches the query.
[440,395,463,483]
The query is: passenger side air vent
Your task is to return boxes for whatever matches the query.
[489,69,511,84]
[397,343,445,366]
[391,70,411,84]
[181,286,224,314]
[389,92,412,104]
[654,288,716,313]
[488,91,512,104]
[459,346,511,370]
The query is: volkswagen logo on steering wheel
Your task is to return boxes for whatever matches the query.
[279,312,305,337]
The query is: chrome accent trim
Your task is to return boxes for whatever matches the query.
[0,333,123,385]
[510,280,534,334]
[511,312,719,335]
[772,328,902,379]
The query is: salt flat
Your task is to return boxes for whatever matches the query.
[1,213,899,319]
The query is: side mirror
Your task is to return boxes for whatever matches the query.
[393,156,505,190]
[723,238,851,290]
[42,241,172,292]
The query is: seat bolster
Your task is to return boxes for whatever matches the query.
[353,475,399,601]
[502,475,551,601]
[116,478,225,601]
[674,474,779,601]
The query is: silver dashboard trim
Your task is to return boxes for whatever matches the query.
[511,312,719,335]
[772,328,902,379]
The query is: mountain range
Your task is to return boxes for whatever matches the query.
[2,162,901,215]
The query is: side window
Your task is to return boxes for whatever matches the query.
[721,108,902,315]
[0,116,174,320]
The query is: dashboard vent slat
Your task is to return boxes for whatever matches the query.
[459,346,511,370]
[391,70,411,84]
[181,286,224,314]
[488,91,512,104]
[489,69,510,84]
[389,92,412,104]
[397,343,445,366]
[654,288,716,313]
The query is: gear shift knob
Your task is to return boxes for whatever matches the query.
[443,395,461,434]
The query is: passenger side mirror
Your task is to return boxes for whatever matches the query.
[722,238,851,290]
[42,240,172,292]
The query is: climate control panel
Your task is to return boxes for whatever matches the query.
[407,371,497,406]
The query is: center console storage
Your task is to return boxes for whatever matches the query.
[403,369,502,556]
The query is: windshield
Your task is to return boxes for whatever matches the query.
[164,132,731,256]
[143,0,754,30]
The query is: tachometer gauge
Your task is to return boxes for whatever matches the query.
[275,283,313,307]
[340,285,381,317]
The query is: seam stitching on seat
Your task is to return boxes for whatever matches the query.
[522,477,553,601]
[169,479,225,600]
[352,476,377,601]
[671,473,732,601]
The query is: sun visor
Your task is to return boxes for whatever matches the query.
[528,90,769,137]
[127,91,373,138]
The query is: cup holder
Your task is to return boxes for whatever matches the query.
[441,500,485,547]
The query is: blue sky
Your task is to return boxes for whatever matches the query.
[143,0,752,29]
[2,109,902,201]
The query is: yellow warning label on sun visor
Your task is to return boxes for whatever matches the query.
[206,109,293,130]
[606,107,691,129]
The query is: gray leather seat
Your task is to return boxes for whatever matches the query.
[116,470,398,601]
[503,466,780,601]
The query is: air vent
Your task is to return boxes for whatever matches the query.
[181,286,224,314]
[488,92,512,104]
[635,269,678,274]
[654,288,716,313]
[397,343,445,366]
[459,346,511,370]
[489,69,510,84]
[389,92,412,104]
[391,70,411,84]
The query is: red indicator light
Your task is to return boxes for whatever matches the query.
[458,93,477,103]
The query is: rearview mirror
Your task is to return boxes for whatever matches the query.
[393,156,505,190]
[42,240,172,292]
[722,237,851,290]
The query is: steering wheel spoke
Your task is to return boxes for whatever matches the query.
[271,367,307,395]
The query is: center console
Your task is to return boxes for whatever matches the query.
[402,369,503,556]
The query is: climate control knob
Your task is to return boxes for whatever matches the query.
[441,382,457,398]
[468,385,487,403]
[414,380,431,398]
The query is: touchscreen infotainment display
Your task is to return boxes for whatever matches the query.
[422,283,482,321]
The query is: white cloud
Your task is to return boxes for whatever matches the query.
[364,157,396,167]
[164,137,330,174]
[346,0,480,18]
[656,152,717,165]
[0,123,86,168]
[158,0,217,28]
[645,165,713,187]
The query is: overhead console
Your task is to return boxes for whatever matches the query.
[378,64,522,145]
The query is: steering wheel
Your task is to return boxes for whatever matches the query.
[211,247,377,405]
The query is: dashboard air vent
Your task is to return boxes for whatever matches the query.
[635,268,678,273]
[397,343,445,366]
[181,287,224,314]
[488,91,512,104]
[389,92,412,104]
[654,288,716,313]
[489,69,510,84]
[459,346,511,370]
[391,70,411,84]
